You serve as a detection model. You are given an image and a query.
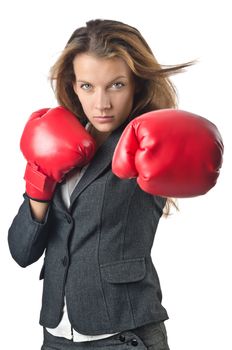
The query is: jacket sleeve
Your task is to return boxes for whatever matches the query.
[153,195,167,216]
[8,193,52,268]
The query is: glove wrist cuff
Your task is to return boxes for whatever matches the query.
[24,163,56,201]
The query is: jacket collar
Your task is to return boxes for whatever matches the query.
[53,119,128,212]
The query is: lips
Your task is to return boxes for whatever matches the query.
[93,116,114,123]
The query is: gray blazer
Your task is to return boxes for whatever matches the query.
[8,120,169,335]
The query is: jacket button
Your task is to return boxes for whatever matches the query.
[62,256,68,266]
[119,334,125,342]
[131,338,138,346]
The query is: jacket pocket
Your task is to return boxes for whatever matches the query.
[100,257,146,283]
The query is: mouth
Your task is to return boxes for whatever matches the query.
[93,116,114,123]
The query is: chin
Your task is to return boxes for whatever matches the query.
[95,125,115,133]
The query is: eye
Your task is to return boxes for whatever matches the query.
[111,82,125,89]
[80,83,92,90]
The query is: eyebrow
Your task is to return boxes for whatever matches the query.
[76,75,128,84]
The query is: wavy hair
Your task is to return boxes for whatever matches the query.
[49,19,195,214]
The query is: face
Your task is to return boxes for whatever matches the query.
[72,53,136,141]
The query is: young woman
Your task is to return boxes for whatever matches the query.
[8,19,223,350]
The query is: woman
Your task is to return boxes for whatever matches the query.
[8,19,223,350]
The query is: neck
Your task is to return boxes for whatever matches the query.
[89,124,111,149]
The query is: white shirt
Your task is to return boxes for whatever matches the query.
[46,122,119,342]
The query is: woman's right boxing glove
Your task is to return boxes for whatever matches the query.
[20,106,96,201]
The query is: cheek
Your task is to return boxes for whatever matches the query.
[77,93,92,111]
[115,96,133,119]
[116,90,133,106]
[120,91,134,110]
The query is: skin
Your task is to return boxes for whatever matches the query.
[72,53,136,147]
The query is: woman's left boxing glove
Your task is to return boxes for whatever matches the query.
[112,109,224,198]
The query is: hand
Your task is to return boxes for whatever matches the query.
[112,109,224,198]
[20,106,96,201]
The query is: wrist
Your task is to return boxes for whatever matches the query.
[29,198,50,222]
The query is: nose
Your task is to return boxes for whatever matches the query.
[94,89,111,111]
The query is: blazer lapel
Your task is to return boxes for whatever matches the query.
[69,120,128,207]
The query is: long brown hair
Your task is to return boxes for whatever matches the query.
[49,19,194,214]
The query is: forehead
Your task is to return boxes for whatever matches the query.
[73,53,132,81]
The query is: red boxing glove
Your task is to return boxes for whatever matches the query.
[20,106,96,201]
[112,109,223,198]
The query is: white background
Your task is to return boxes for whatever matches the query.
[0,0,231,349]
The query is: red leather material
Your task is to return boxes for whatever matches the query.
[112,109,224,198]
[20,107,96,201]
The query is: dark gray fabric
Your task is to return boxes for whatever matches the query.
[41,321,170,349]
[8,121,169,335]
